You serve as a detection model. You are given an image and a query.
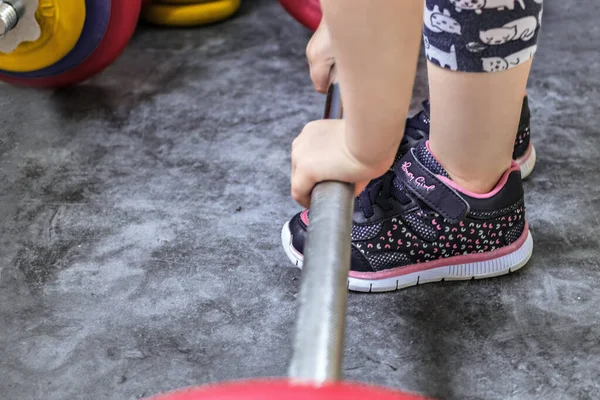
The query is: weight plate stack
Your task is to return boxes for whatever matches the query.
[141,0,241,27]
[0,0,86,72]
[0,0,143,88]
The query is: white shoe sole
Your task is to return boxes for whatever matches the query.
[281,222,533,293]
[517,143,536,179]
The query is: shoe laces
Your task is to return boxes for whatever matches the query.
[398,101,431,154]
[357,102,430,219]
[358,171,414,219]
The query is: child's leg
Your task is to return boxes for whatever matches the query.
[283,0,543,292]
[429,61,532,193]
[424,0,543,193]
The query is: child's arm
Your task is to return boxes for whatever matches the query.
[291,0,423,208]
[323,0,423,168]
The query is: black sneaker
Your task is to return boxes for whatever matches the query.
[396,96,536,178]
[281,142,533,292]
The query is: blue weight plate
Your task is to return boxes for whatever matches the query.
[0,0,110,78]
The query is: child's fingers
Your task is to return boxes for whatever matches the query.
[306,21,334,94]
[309,59,335,94]
[291,169,316,209]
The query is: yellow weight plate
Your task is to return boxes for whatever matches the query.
[0,0,86,72]
[154,0,218,4]
[142,0,241,27]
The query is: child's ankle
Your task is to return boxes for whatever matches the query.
[447,172,503,195]
[427,142,513,194]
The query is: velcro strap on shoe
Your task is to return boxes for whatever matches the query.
[394,148,469,223]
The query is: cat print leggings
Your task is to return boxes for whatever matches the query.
[423,0,544,72]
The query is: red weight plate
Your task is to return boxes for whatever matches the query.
[279,0,322,32]
[0,0,143,88]
[149,379,431,400]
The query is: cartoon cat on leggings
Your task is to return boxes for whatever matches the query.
[424,37,458,71]
[481,45,537,71]
[424,5,462,34]
[479,16,538,45]
[450,0,526,14]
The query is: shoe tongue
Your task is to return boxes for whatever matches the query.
[420,100,431,121]
[413,142,450,178]
[393,143,469,223]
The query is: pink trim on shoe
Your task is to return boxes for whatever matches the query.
[437,162,520,200]
[300,210,309,225]
[426,140,520,200]
[348,222,529,280]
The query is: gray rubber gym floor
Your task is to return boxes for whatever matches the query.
[1,1,599,399]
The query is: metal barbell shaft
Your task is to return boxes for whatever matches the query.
[288,84,355,383]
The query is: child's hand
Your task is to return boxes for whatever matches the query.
[291,119,392,209]
[306,21,334,94]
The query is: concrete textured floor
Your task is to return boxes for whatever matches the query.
[1,1,599,399]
